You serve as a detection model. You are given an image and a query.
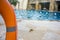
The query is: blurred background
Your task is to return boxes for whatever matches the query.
[8,0,60,11]
[8,0,60,20]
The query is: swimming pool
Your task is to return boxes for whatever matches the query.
[15,10,60,20]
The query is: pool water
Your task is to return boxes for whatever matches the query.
[15,10,60,20]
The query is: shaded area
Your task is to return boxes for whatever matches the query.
[56,1,60,11]
[40,2,50,10]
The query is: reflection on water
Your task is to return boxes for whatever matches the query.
[15,10,60,20]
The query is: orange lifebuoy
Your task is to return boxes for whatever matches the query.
[0,0,17,40]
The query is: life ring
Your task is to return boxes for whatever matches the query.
[0,0,17,40]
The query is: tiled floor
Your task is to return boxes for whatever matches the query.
[17,20,60,40]
[0,15,60,40]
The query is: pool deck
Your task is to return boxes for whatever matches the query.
[0,16,60,40]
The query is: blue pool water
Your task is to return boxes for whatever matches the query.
[15,10,60,20]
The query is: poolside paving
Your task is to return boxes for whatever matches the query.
[0,16,60,40]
